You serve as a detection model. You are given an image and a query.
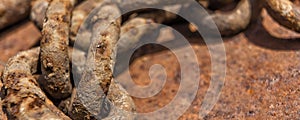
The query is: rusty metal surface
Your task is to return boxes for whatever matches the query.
[0,0,299,119]
[121,11,300,119]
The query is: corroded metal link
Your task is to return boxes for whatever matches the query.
[70,0,103,45]
[118,17,157,53]
[30,0,78,28]
[40,0,73,99]
[74,2,125,119]
[30,0,52,28]
[112,0,191,11]
[70,0,170,52]
[208,0,235,10]
[0,0,31,30]
[66,3,137,115]
[77,2,122,117]
[2,48,71,120]
[208,0,251,36]
[0,70,7,120]
[265,0,300,33]
[104,79,136,120]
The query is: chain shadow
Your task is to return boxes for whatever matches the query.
[114,22,226,76]
[244,18,300,51]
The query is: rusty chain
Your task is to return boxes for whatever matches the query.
[0,0,300,119]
